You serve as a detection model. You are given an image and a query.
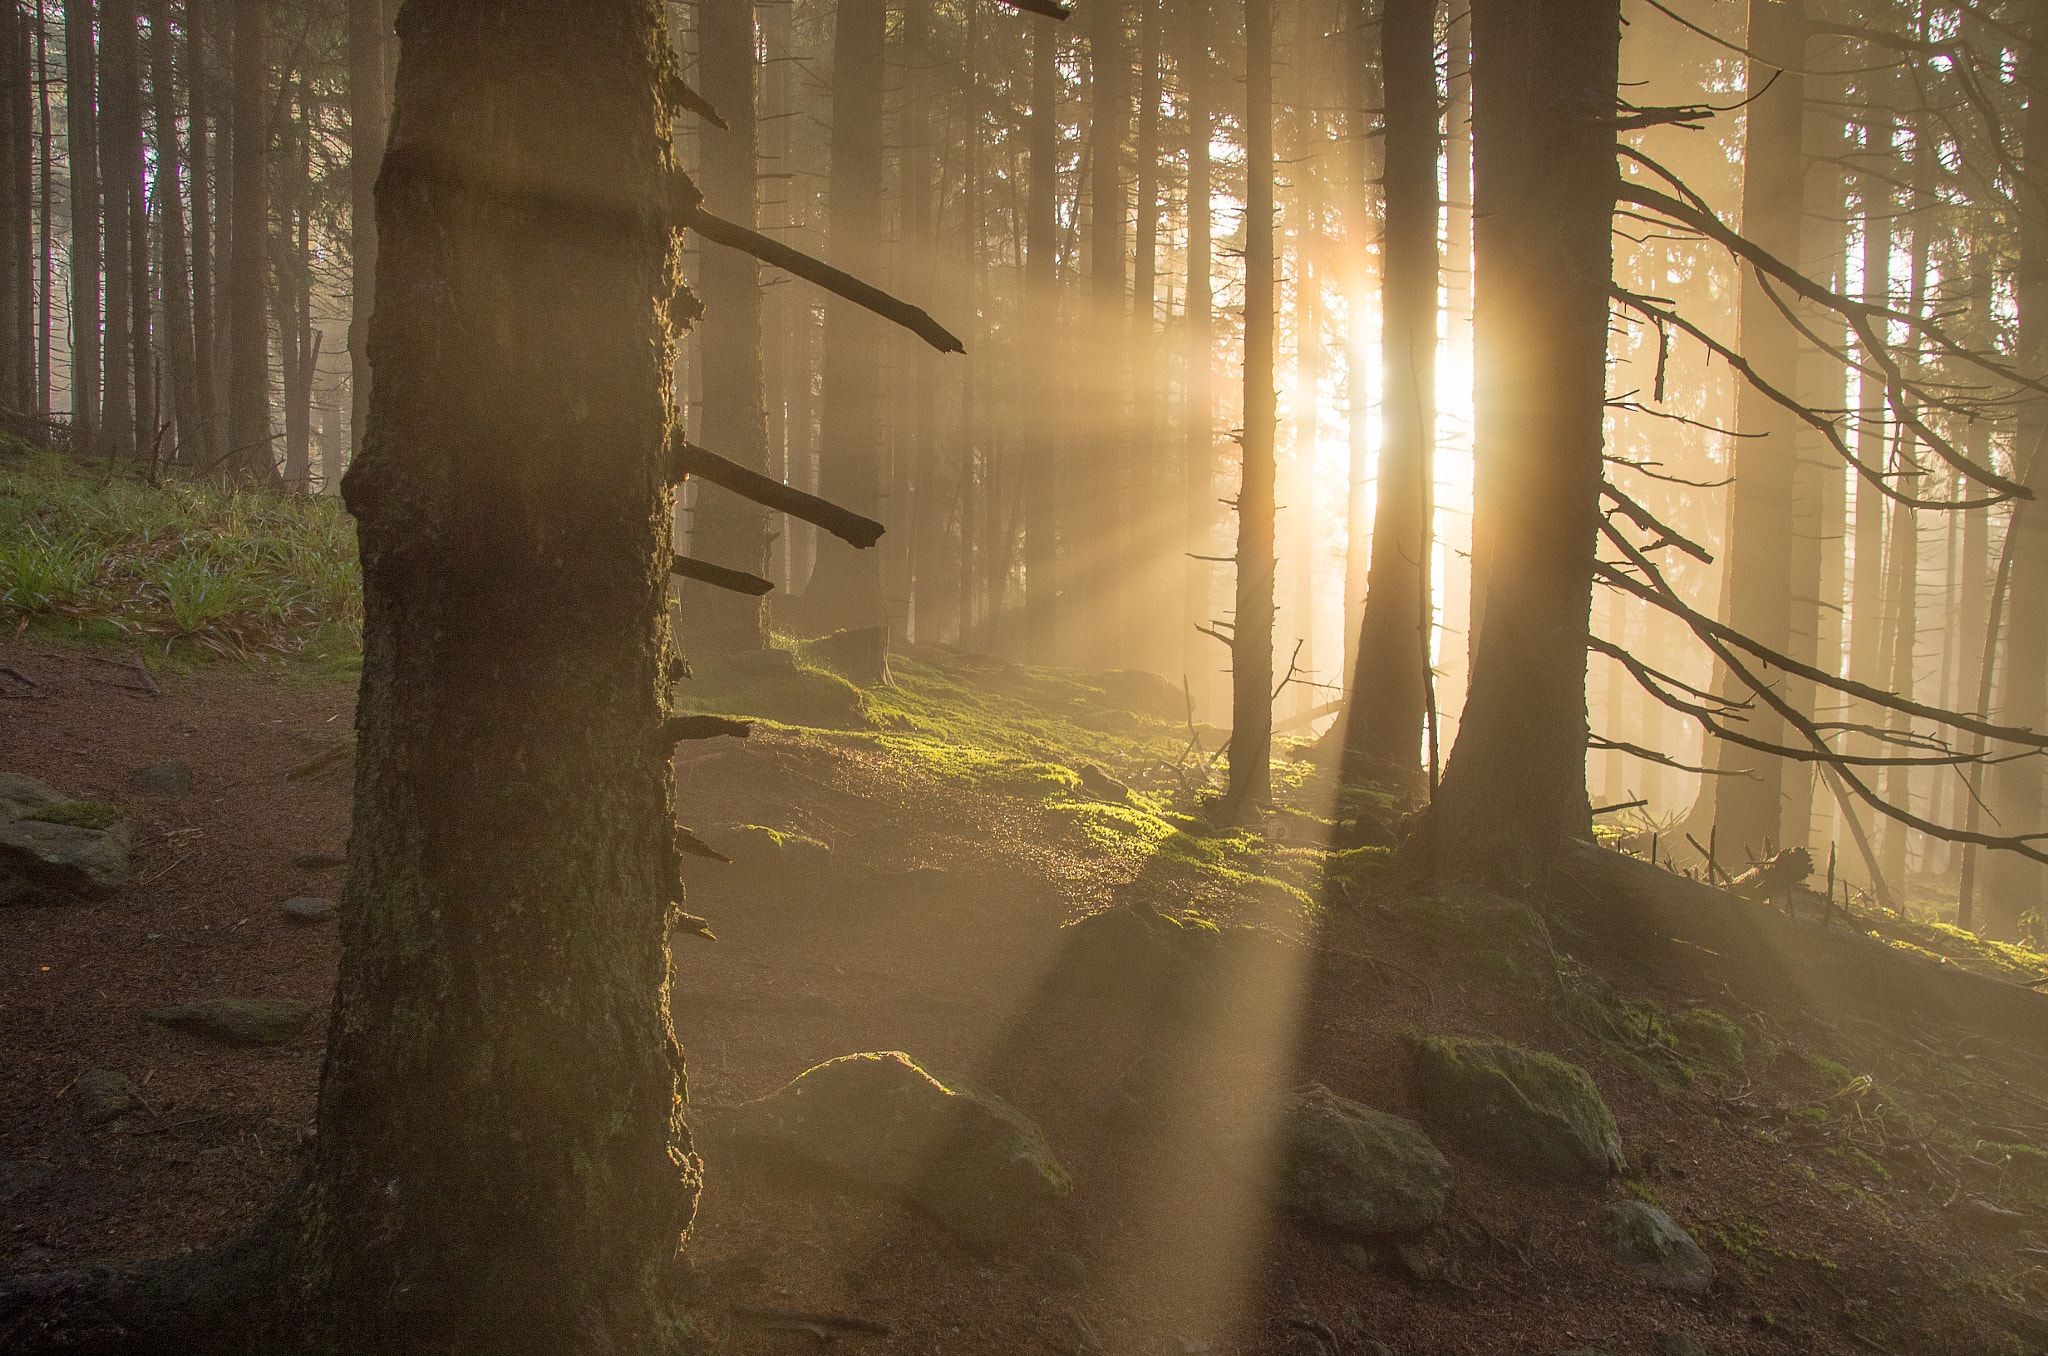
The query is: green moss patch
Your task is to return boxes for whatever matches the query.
[24,798,126,830]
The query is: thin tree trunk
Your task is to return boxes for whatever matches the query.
[1402,0,1618,886]
[1181,0,1213,716]
[1024,17,1060,659]
[148,0,202,463]
[226,0,271,482]
[99,0,137,456]
[64,0,98,447]
[1286,6,1319,723]
[0,0,24,419]
[1131,0,1162,671]
[34,0,51,416]
[682,0,771,653]
[1340,0,1377,689]
[804,0,887,631]
[189,0,216,458]
[347,0,390,463]
[1084,0,1127,667]
[1225,0,1276,821]
[1707,0,1806,857]
[904,0,937,638]
[1343,0,1437,780]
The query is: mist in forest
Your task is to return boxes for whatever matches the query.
[5,0,2048,928]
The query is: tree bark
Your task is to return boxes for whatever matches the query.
[147,0,203,463]
[681,0,770,654]
[226,0,272,482]
[1339,0,1378,690]
[1399,0,1618,887]
[1987,0,2048,939]
[348,0,392,464]
[99,0,138,457]
[802,0,887,631]
[1181,0,1213,716]
[63,0,98,448]
[1343,0,1437,782]
[1224,0,1276,821]
[1081,0,1127,667]
[1706,0,1807,857]
[1024,16,1060,659]
[189,0,217,460]
[302,0,704,1343]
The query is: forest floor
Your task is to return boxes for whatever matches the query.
[7,629,2048,1356]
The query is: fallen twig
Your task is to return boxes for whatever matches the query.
[730,1306,888,1337]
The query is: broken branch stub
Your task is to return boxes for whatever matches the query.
[671,555,775,597]
[667,436,886,549]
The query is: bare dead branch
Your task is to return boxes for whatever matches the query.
[671,555,776,596]
[667,436,886,549]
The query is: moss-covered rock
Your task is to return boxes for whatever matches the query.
[1237,1084,1452,1237]
[0,772,132,899]
[1408,1033,1626,1184]
[1046,906,1229,1013]
[1670,1006,1743,1067]
[725,1051,1070,1248]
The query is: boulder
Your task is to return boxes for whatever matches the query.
[807,626,892,687]
[725,1051,1070,1248]
[73,1068,143,1126]
[695,824,830,868]
[1409,1034,1625,1184]
[0,773,132,899]
[148,997,316,1047]
[1661,1335,1709,1356]
[1093,1052,1173,1128]
[281,896,338,922]
[1238,1085,1451,1237]
[1600,1200,1713,1293]
[1047,906,1225,1012]
[132,759,193,795]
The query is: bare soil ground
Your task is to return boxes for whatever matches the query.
[4,638,2047,1356]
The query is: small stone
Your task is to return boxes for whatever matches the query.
[282,896,338,922]
[1337,1241,1374,1272]
[73,1068,143,1126]
[292,850,345,871]
[1391,1241,1434,1284]
[0,1159,53,1203]
[1661,1334,1710,1356]
[148,997,315,1047]
[1600,1200,1714,1293]
[133,760,193,795]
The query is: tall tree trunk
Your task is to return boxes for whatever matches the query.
[148,0,202,463]
[1225,0,1276,821]
[99,0,138,456]
[1402,0,1618,886]
[1850,101,1891,770]
[298,0,704,1341]
[35,0,52,416]
[803,0,886,631]
[1986,3,2048,938]
[1286,5,1319,723]
[1343,0,1437,781]
[1340,0,1377,689]
[226,0,271,482]
[64,0,98,448]
[903,0,936,638]
[1707,0,1807,857]
[759,0,792,590]
[1181,0,1214,716]
[0,0,26,420]
[348,0,392,463]
[1082,0,1127,667]
[1131,0,1162,672]
[1024,16,1060,659]
[189,0,216,459]
[682,0,770,653]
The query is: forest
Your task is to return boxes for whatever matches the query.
[8,0,2048,1352]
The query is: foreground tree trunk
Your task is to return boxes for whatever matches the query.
[2,3,704,1350]
[681,0,771,653]
[64,0,99,450]
[1400,0,1618,888]
[1341,0,1437,783]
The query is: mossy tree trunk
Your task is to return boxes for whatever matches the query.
[293,0,702,1347]
[1399,0,1618,889]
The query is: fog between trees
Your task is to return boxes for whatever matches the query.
[7,0,2048,931]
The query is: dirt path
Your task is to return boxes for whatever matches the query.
[3,643,2045,1355]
